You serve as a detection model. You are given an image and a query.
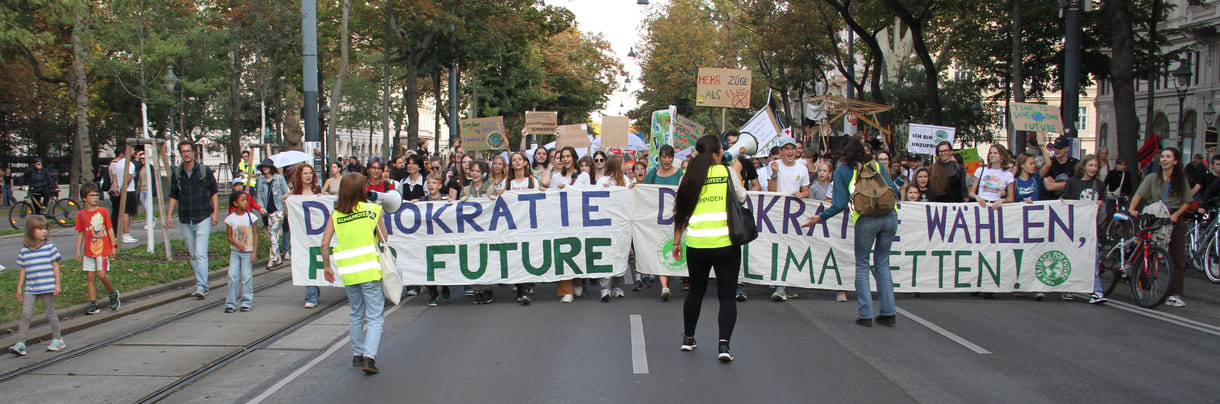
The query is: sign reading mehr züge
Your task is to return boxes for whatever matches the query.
[460,116,506,150]
[1010,102,1063,133]
[524,111,558,135]
[697,67,752,109]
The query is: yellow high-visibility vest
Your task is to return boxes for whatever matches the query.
[685,165,731,249]
[332,202,383,285]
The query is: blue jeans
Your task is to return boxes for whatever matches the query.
[1,184,14,207]
[178,219,212,293]
[853,213,898,319]
[345,281,384,359]
[305,286,320,305]
[226,250,253,308]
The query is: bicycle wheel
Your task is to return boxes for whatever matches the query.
[7,201,34,229]
[1103,216,1134,246]
[1098,244,1124,297]
[51,198,79,227]
[1202,237,1220,284]
[1130,246,1174,308]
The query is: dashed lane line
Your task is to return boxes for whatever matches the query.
[630,314,649,374]
[896,307,991,354]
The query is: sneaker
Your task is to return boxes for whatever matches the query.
[717,341,733,362]
[735,285,747,302]
[520,295,531,306]
[85,302,102,315]
[480,290,494,304]
[1089,293,1109,304]
[406,287,419,297]
[464,286,474,297]
[353,355,364,367]
[682,280,690,291]
[632,280,644,291]
[108,290,121,311]
[472,291,485,304]
[441,286,451,300]
[427,296,438,306]
[1060,293,1075,301]
[304,302,317,309]
[680,335,697,351]
[240,306,252,312]
[613,287,625,298]
[1034,293,1045,301]
[225,306,236,313]
[574,285,584,297]
[877,314,896,327]
[1165,295,1186,307]
[361,357,379,374]
[122,234,138,243]
[600,289,611,302]
[771,288,788,302]
[9,342,27,356]
[46,338,66,352]
[661,288,671,302]
[560,294,574,303]
[192,288,207,299]
[836,291,848,302]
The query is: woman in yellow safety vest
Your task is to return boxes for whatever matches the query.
[321,172,387,375]
[670,134,747,363]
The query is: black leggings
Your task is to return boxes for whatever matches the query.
[683,245,741,342]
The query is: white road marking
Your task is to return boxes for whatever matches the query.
[1106,299,1220,337]
[896,307,991,355]
[630,314,649,374]
[248,301,409,404]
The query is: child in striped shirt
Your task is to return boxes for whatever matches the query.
[9,215,65,356]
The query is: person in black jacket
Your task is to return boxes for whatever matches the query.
[928,142,967,202]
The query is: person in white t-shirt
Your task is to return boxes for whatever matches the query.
[109,147,139,244]
[765,137,807,302]
[969,144,1015,209]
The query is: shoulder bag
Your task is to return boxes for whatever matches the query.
[371,210,403,305]
[724,169,758,246]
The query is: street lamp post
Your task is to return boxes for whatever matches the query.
[1173,59,1193,151]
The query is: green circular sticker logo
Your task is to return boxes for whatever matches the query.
[486,131,506,150]
[1034,251,1071,286]
[657,236,687,272]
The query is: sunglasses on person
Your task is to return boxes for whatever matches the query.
[594,158,605,163]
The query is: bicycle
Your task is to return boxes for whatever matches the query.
[8,186,79,229]
[1097,213,1175,308]
[1183,205,1220,283]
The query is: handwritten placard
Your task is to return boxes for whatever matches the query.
[672,113,708,148]
[524,111,558,135]
[696,67,752,109]
[907,123,956,155]
[556,123,591,148]
[460,116,506,151]
[601,116,630,149]
[1010,102,1063,133]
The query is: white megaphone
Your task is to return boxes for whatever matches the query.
[724,132,759,163]
[367,190,403,214]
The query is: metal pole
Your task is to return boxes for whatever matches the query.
[449,62,459,151]
[302,0,320,166]
[1062,0,1082,137]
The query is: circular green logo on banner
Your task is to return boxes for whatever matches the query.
[657,236,687,271]
[1034,251,1071,286]
[486,131,506,150]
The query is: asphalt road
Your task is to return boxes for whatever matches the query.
[251,279,1220,403]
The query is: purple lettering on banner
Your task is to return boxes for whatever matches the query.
[658,188,677,225]
[1022,205,1044,243]
[782,196,806,235]
[396,203,422,234]
[559,191,570,227]
[805,204,831,237]
[997,207,1019,243]
[1048,204,1074,243]
[303,201,330,235]
[456,202,485,233]
[974,205,996,243]
[426,202,453,234]
[582,190,612,227]
[926,205,949,241]
[488,197,517,231]
[755,194,779,233]
[948,207,973,244]
[517,193,545,229]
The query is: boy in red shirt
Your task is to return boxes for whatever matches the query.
[74,183,120,314]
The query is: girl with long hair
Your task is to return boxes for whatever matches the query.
[912,167,931,202]
[969,144,1015,209]
[929,141,967,202]
[320,173,388,374]
[284,164,324,308]
[323,162,344,195]
[592,151,608,180]
[550,147,590,302]
[1062,154,1107,303]
[490,155,509,194]
[532,147,552,189]
[255,160,289,269]
[671,135,747,362]
[595,155,632,301]
[803,137,900,328]
[1128,148,1192,307]
[1013,153,1042,203]
[505,151,541,304]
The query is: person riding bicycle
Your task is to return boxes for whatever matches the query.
[21,158,57,214]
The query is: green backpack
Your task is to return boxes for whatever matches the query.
[850,160,896,217]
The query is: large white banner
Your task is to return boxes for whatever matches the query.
[630,185,1097,293]
[286,189,633,287]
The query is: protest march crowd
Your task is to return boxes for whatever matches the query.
[8,126,1220,372]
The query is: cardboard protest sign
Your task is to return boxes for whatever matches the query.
[956,148,981,174]
[672,113,708,148]
[649,108,675,167]
[1010,102,1063,133]
[907,123,956,155]
[601,116,630,149]
[697,67,752,109]
[525,111,558,135]
[740,106,781,151]
[556,123,591,148]
[460,116,506,151]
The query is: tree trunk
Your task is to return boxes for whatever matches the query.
[229,40,243,169]
[1010,0,1028,154]
[70,10,93,200]
[1107,0,1140,174]
[382,8,393,157]
[887,0,943,125]
[329,0,351,158]
[405,63,421,155]
[1143,0,1161,143]
[434,69,442,154]
[282,83,304,151]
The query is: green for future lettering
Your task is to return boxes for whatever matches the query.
[425,238,614,281]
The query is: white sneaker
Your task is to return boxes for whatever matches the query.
[560,294,574,303]
[574,285,584,297]
[1165,295,1186,307]
[122,234,138,243]
[600,289,611,302]
[661,288,671,301]
[1088,293,1108,304]
[303,302,317,309]
[612,287,625,298]
[771,288,788,302]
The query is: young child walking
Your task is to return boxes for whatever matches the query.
[225,192,259,312]
[74,183,120,315]
[10,216,66,356]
